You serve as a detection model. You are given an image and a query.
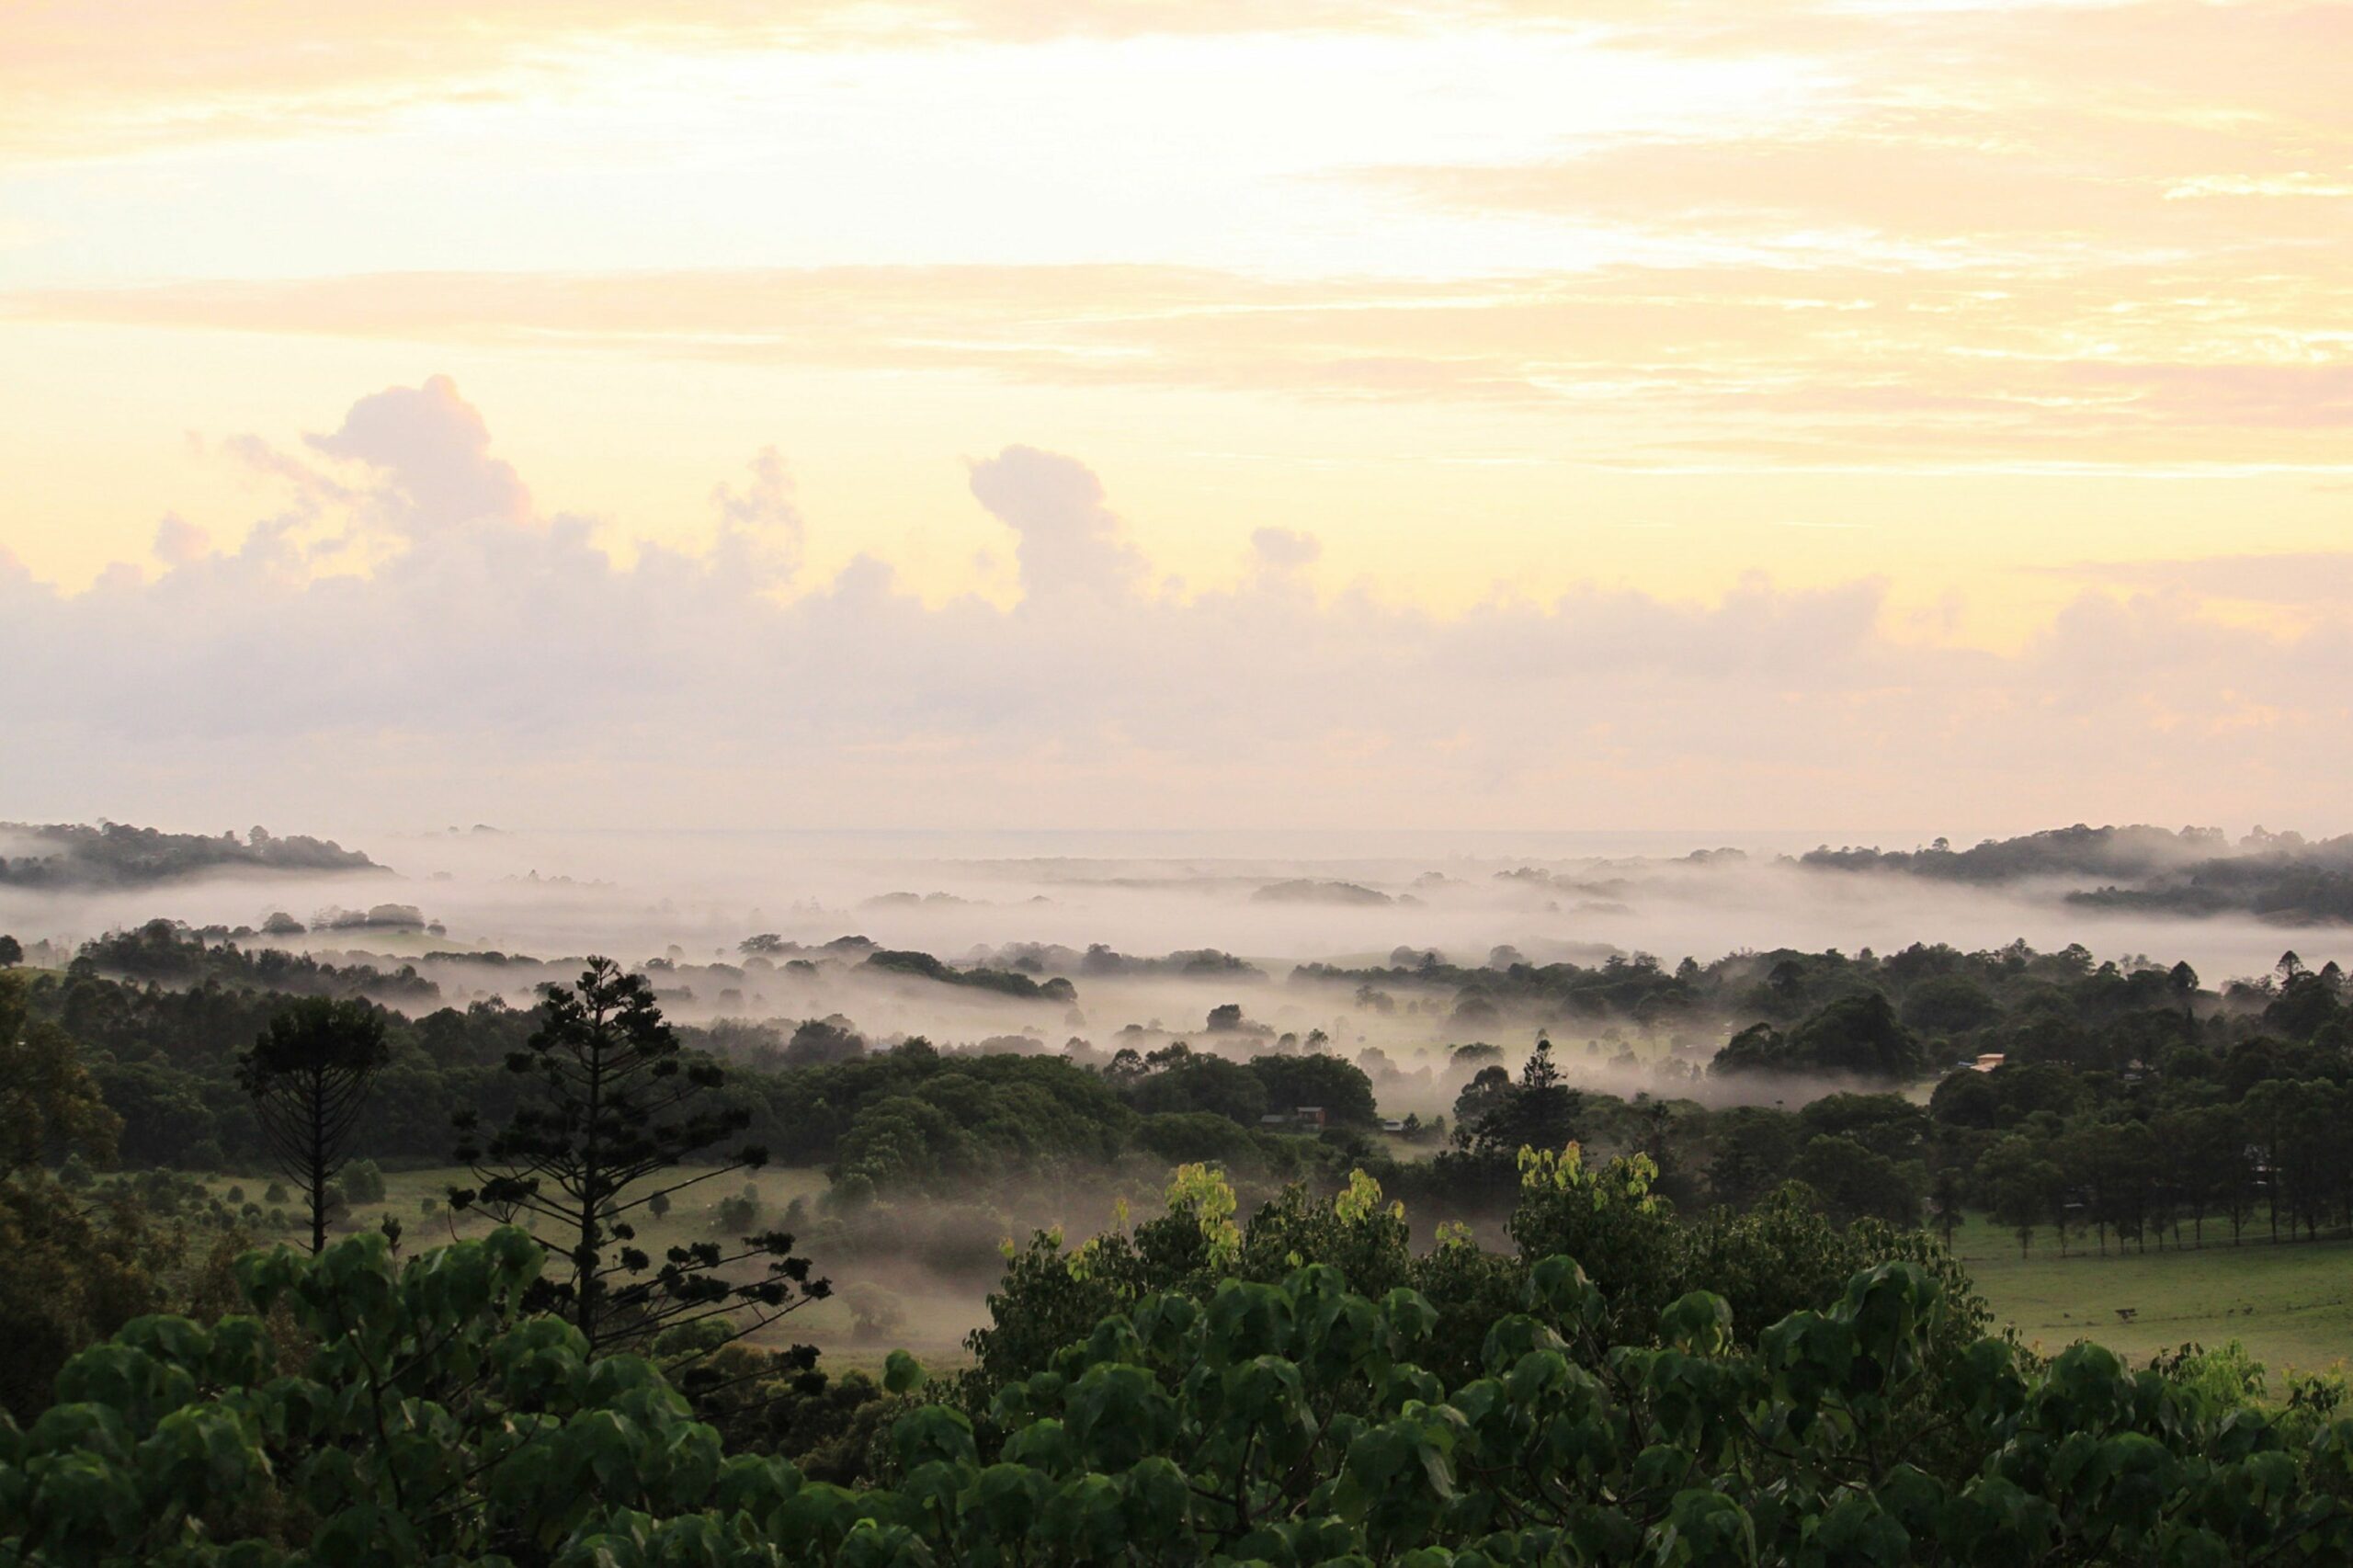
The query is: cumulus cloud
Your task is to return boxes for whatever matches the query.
[967,445,1148,605]
[304,375,530,533]
[4,377,2349,833]
[152,515,210,566]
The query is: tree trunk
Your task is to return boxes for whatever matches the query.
[309,1062,328,1256]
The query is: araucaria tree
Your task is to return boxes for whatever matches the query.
[450,957,827,1358]
[237,996,392,1254]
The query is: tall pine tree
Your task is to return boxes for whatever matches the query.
[451,958,827,1358]
[239,997,391,1254]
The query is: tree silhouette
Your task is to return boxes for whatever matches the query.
[450,957,827,1360]
[238,997,391,1254]
[2168,960,2200,1037]
[1454,1037,1583,1160]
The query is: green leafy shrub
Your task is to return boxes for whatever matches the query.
[17,1221,2353,1564]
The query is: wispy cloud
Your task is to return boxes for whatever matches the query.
[9,262,2347,467]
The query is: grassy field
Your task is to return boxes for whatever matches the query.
[1951,1211,2353,1379]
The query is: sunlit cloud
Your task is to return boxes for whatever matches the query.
[4,379,2350,831]
[2,0,2347,828]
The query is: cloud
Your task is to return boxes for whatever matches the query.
[967,445,1147,604]
[710,446,805,583]
[1252,528,1323,572]
[4,377,2351,832]
[303,374,531,533]
[152,515,210,566]
[11,257,2350,470]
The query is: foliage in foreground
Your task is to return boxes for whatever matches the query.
[12,1220,2353,1566]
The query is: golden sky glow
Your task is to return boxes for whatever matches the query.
[2,1,2349,829]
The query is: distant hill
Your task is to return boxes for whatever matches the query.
[1250,879,1392,907]
[1799,824,2353,924]
[0,822,385,889]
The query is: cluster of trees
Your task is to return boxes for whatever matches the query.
[1620,951,2353,1259]
[0,820,381,887]
[743,1036,1379,1199]
[1105,1041,1377,1126]
[1712,991,1926,1079]
[1930,964,2353,1256]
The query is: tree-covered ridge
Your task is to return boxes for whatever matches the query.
[979,944,1266,982]
[0,822,383,888]
[74,919,439,1006]
[862,949,1079,1002]
[1796,823,2353,923]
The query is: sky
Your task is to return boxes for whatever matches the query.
[2,0,2349,836]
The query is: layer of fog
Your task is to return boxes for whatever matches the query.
[7,826,2341,1120]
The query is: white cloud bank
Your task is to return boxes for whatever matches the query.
[4,379,2346,837]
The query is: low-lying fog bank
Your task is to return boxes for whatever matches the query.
[6,824,2345,1126]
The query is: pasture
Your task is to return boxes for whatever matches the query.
[1951,1210,2353,1379]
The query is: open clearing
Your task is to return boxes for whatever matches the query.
[1952,1211,2353,1378]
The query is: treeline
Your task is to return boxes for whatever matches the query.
[0,820,382,887]
[17,931,1372,1197]
[1362,939,2353,1250]
[1309,935,2313,1086]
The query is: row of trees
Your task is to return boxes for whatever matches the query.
[1963,1074,2353,1256]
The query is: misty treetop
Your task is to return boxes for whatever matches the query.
[0,821,382,888]
[862,948,1079,1002]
